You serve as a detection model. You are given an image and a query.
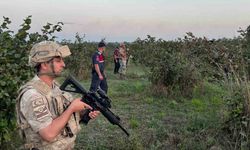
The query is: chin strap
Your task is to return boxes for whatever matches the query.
[37,72,61,77]
[37,59,62,77]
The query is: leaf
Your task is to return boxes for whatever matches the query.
[0,81,6,86]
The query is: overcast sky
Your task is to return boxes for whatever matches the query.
[0,0,250,42]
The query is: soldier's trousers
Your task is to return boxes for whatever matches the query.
[89,72,108,93]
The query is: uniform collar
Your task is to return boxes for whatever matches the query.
[97,50,103,55]
[34,75,56,88]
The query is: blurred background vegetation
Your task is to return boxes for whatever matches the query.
[0,16,249,149]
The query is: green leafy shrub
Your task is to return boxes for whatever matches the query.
[62,33,96,80]
[130,35,201,98]
[222,81,250,149]
[220,26,250,149]
[0,16,63,149]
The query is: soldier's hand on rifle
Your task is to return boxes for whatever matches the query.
[89,111,100,119]
[68,98,92,113]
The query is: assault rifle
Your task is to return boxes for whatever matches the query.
[60,75,130,136]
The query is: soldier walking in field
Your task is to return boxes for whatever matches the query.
[89,41,108,93]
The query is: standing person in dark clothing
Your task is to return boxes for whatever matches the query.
[126,48,130,66]
[89,41,108,93]
[113,47,120,74]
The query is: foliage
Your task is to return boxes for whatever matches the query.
[130,35,201,98]
[62,33,96,80]
[222,79,250,149]
[129,28,250,148]
[130,30,249,99]
[216,26,250,149]
[0,16,63,148]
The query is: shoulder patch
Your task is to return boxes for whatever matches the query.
[96,55,99,62]
[32,98,50,121]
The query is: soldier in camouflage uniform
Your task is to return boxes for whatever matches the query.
[16,41,100,150]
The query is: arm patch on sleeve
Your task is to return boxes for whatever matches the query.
[32,98,50,121]
[96,55,99,62]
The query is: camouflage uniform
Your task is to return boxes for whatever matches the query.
[16,75,81,150]
[16,41,80,150]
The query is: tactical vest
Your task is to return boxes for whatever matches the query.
[16,77,81,149]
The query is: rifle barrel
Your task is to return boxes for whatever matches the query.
[118,124,130,136]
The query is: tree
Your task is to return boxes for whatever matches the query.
[0,16,63,149]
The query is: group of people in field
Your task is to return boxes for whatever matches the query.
[113,42,130,79]
[89,41,130,96]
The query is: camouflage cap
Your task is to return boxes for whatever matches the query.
[29,41,71,67]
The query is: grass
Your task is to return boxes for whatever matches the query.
[73,63,228,150]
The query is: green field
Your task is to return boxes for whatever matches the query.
[74,63,227,150]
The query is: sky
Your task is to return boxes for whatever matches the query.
[0,0,250,42]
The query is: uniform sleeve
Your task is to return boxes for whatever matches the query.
[92,53,99,65]
[20,89,53,132]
